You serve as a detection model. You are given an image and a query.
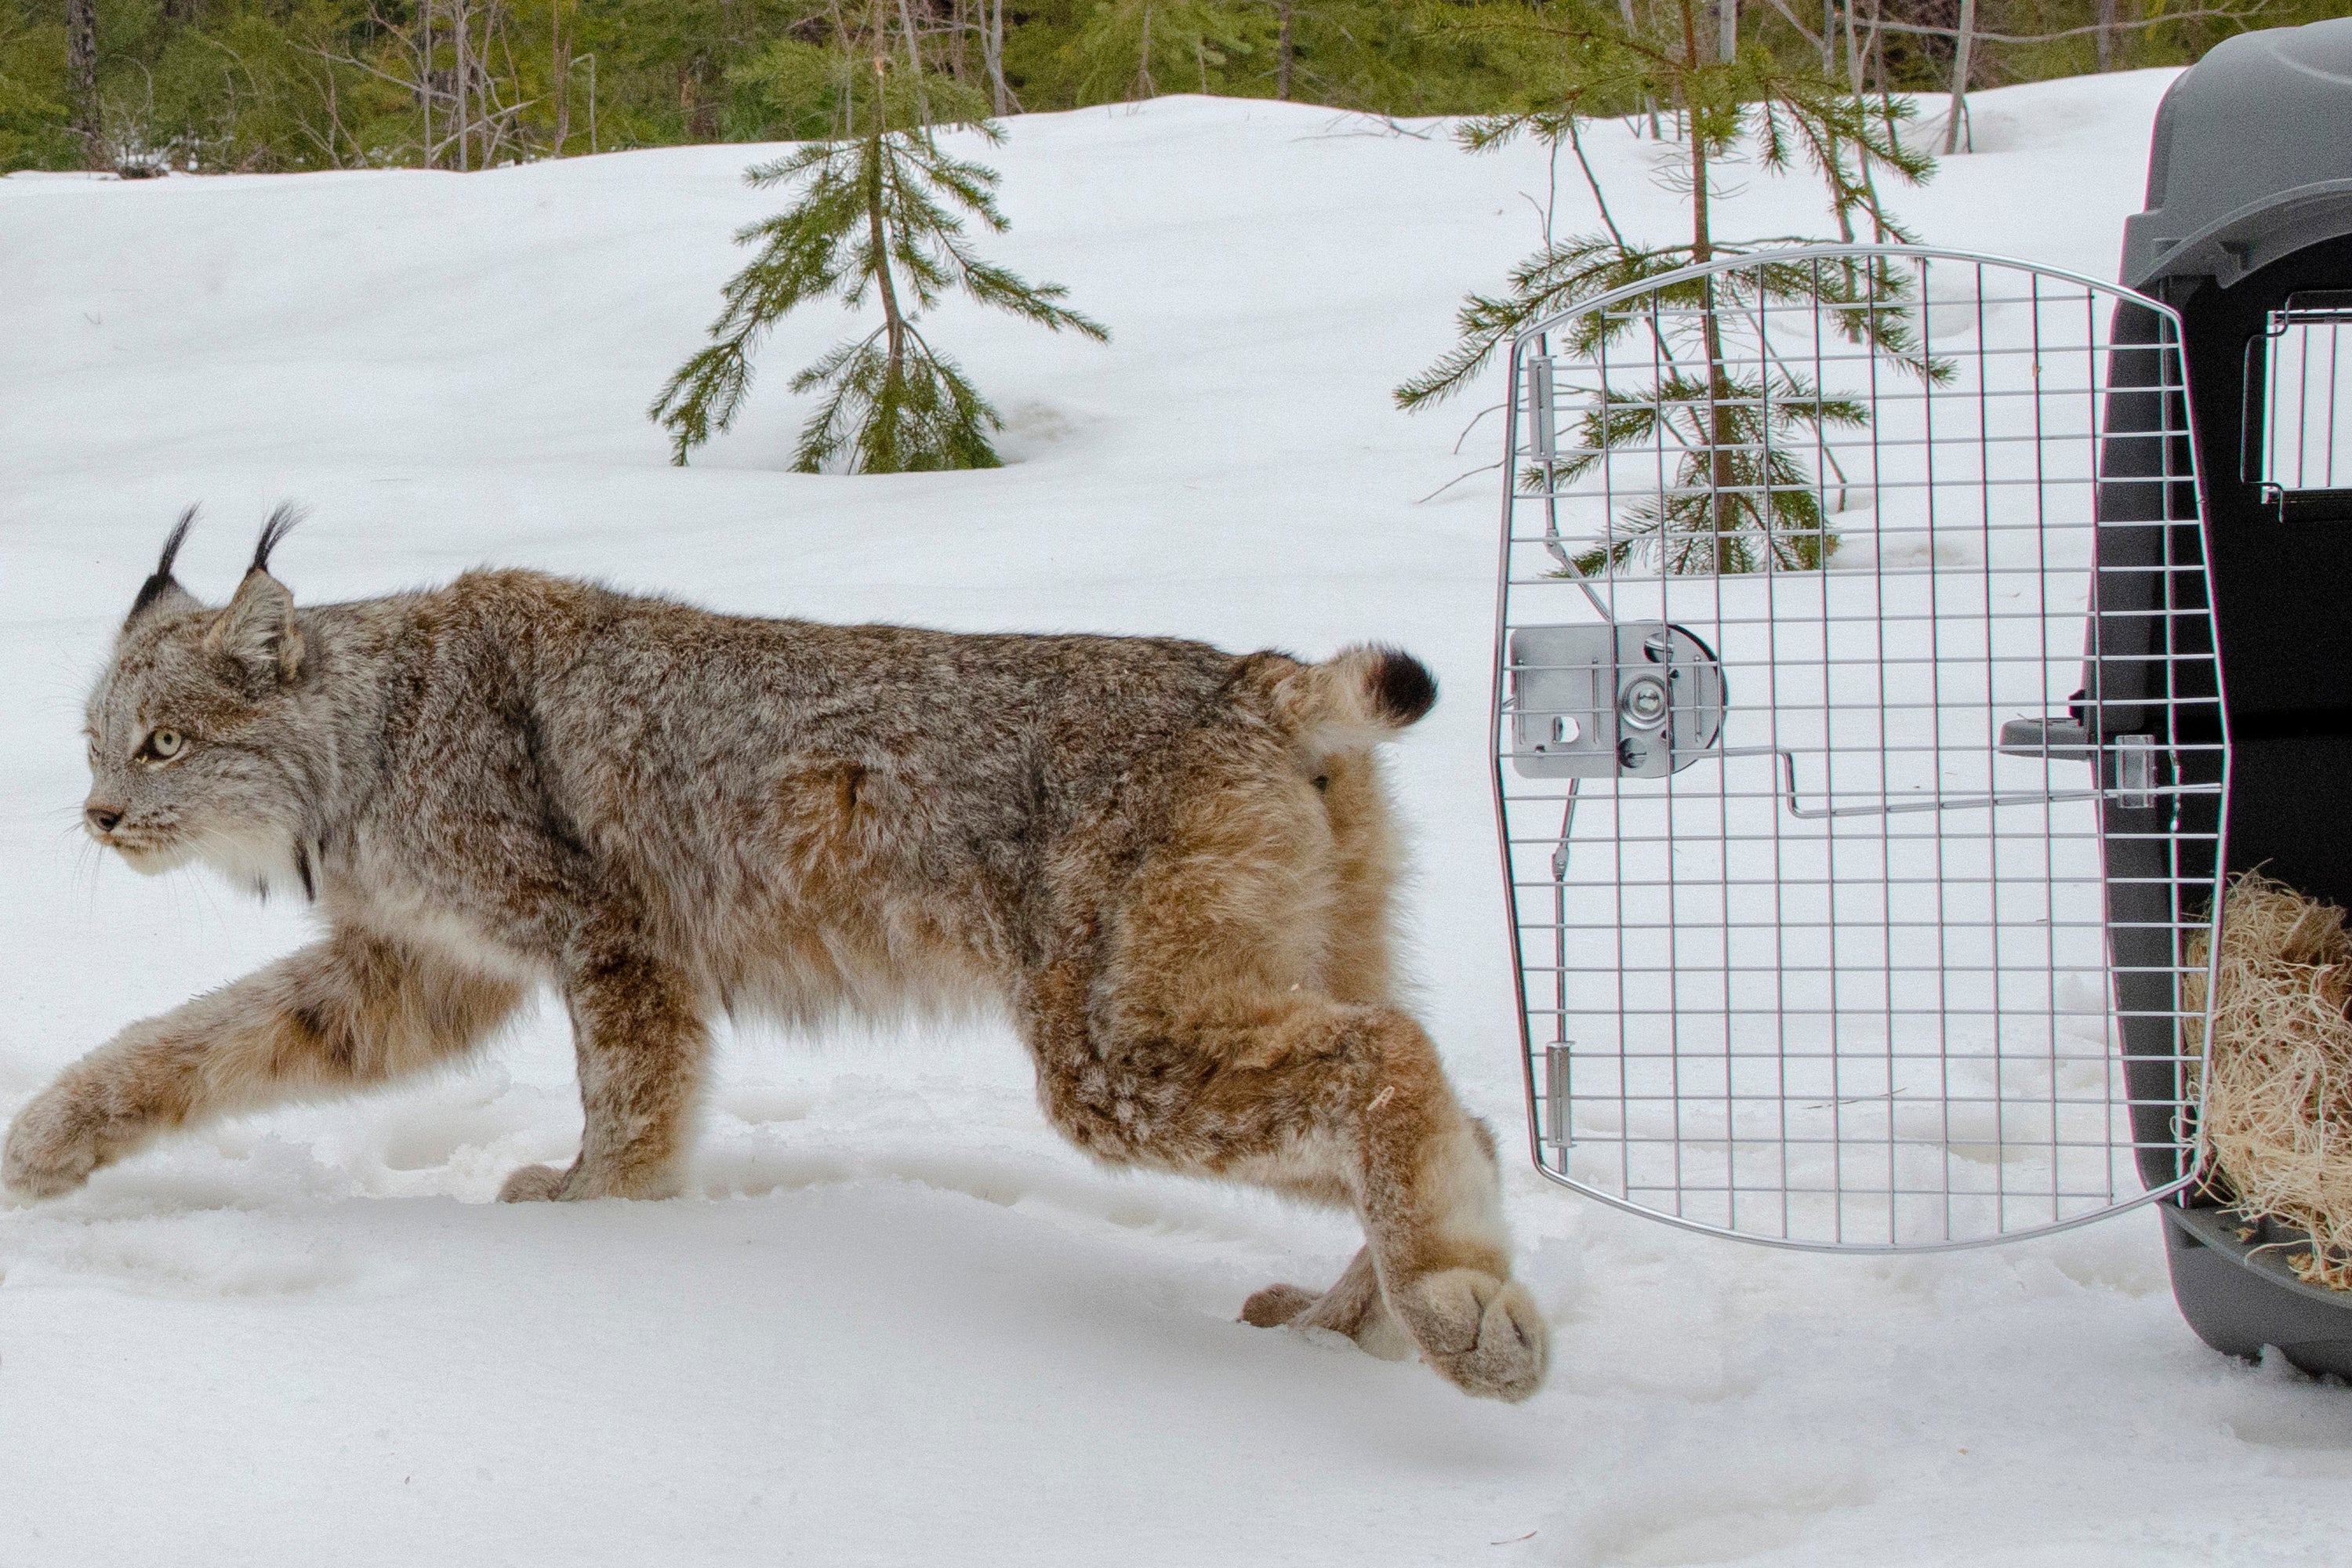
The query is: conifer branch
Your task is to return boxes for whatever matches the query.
[651,1,1108,474]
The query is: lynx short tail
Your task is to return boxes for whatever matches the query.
[1272,644,1437,755]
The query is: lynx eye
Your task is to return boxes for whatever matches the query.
[143,728,185,762]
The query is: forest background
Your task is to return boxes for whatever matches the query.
[0,0,2318,176]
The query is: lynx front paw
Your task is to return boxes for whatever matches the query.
[2,1089,107,1200]
[497,1163,570,1202]
[1389,1268,1551,1403]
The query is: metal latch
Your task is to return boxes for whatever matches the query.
[1507,622,1728,779]
[1544,1044,1571,1149]
[1997,716,2096,760]
[1999,717,2157,810]
[2114,734,2156,810]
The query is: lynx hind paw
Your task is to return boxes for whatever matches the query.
[1390,1269,1551,1403]
[497,1163,568,1202]
[2,1093,103,1201]
[1240,1283,1319,1328]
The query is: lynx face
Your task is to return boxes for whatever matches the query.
[81,507,318,890]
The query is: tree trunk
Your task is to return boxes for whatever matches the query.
[1680,2,1711,263]
[454,0,471,172]
[1838,0,1869,241]
[1276,0,1294,100]
[946,0,971,82]
[985,0,1007,114]
[1679,0,1740,572]
[1717,0,1736,63]
[2097,0,2118,72]
[67,0,102,169]
[1943,0,1976,155]
[985,0,1009,115]
[865,89,906,372]
[1623,0,1660,137]
[863,100,909,466]
[419,1,433,168]
[685,55,722,140]
[1135,4,1155,100]
[552,0,571,155]
[896,0,931,125]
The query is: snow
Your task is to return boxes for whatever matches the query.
[4,68,2349,1566]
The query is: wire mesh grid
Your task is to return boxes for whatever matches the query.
[2249,290,2352,521]
[1491,245,2230,1251]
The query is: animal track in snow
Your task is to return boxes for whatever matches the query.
[3,1214,377,1298]
[1566,1470,1871,1567]
[688,1127,1338,1255]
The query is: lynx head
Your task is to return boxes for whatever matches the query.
[82,506,321,890]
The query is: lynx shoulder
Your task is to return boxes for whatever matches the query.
[5,510,1547,1403]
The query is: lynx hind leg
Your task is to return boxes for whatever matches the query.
[1040,719,1552,1401]
[1334,1022,1547,1400]
[1240,1246,1414,1362]
[1126,996,1544,1400]
[1048,788,1548,1400]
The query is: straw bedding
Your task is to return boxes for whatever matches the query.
[2187,873,2352,1290]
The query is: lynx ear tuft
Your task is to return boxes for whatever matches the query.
[125,506,201,629]
[205,566,304,687]
[250,503,302,576]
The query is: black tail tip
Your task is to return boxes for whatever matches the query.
[1371,648,1438,726]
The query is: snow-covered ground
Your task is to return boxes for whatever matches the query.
[4,70,2348,1566]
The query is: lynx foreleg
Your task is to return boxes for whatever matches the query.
[3,930,524,1200]
[498,947,706,1203]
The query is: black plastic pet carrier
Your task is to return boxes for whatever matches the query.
[1493,19,2352,1376]
[2113,17,2352,1375]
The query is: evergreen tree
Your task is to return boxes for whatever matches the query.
[650,5,1108,472]
[1398,0,1943,574]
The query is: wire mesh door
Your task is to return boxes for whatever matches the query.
[1494,245,2230,1251]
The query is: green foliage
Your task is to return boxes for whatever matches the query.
[1399,16,1936,411]
[1547,260,1946,574]
[0,11,70,169]
[0,0,2307,175]
[732,26,992,138]
[1058,0,1266,103]
[649,39,1108,473]
[789,333,1002,472]
[1400,0,1946,574]
[1561,371,1869,574]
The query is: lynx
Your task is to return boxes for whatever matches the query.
[4,508,1549,1402]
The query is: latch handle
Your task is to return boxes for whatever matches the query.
[1998,717,2096,760]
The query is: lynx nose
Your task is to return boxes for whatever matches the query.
[85,804,123,834]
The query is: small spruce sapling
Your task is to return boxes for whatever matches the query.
[1398,0,1944,574]
[651,16,1107,473]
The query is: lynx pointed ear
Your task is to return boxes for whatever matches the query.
[205,568,304,686]
[124,506,201,630]
[204,505,307,685]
